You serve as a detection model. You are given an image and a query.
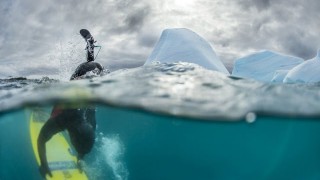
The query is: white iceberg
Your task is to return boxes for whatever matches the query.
[232,50,303,82]
[284,50,320,83]
[144,28,229,74]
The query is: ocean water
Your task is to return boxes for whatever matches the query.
[1,62,320,180]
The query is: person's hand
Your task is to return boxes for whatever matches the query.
[39,164,52,178]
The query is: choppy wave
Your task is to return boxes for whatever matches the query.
[1,62,320,120]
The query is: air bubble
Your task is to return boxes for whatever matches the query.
[245,112,256,123]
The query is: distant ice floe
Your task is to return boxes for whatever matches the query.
[144,28,320,83]
[144,28,230,75]
[232,50,304,82]
[284,50,320,83]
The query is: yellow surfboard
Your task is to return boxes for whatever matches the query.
[29,107,88,180]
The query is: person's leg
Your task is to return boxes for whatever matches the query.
[86,37,95,62]
[87,50,94,62]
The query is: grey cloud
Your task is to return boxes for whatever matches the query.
[136,26,159,48]
[109,1,151,34]
[279,31,315,59]
[124,6,150,32]
[137,34,158,48]
[237,0,271,10]
[0,0,12,12]
[103,48,147,70]
[267,1,320,59]
[215,0,320,60]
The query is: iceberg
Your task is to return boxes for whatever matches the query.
[271,70,289,83]
[144,28,229,75]
[284,50,320,83]
[232,50,303,82]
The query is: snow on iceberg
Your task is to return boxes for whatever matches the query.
[284,50,320,83]
[232,50,303,82]
[144,28,229,75]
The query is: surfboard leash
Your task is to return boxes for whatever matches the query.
[94,46,102,61]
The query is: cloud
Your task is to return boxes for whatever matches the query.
[205,0,320,62]
[237,0,320,58]
[237,0,271,10]
[124,4,151,32]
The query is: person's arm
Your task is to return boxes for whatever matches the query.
[37,118,63,178]
[70,73,76,80]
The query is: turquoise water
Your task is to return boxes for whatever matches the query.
[1,62,320,179]
[1,105,320,180]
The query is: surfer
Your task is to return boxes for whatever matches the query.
[37,29,103,178]
[70,29,105,80]
[37,106,96,177]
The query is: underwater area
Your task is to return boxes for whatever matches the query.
[1,62,320,180]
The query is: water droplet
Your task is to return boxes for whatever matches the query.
[246,112,256,123]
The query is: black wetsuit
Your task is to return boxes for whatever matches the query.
[70,61,104,80]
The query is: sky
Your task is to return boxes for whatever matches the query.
[0,0,319,78]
